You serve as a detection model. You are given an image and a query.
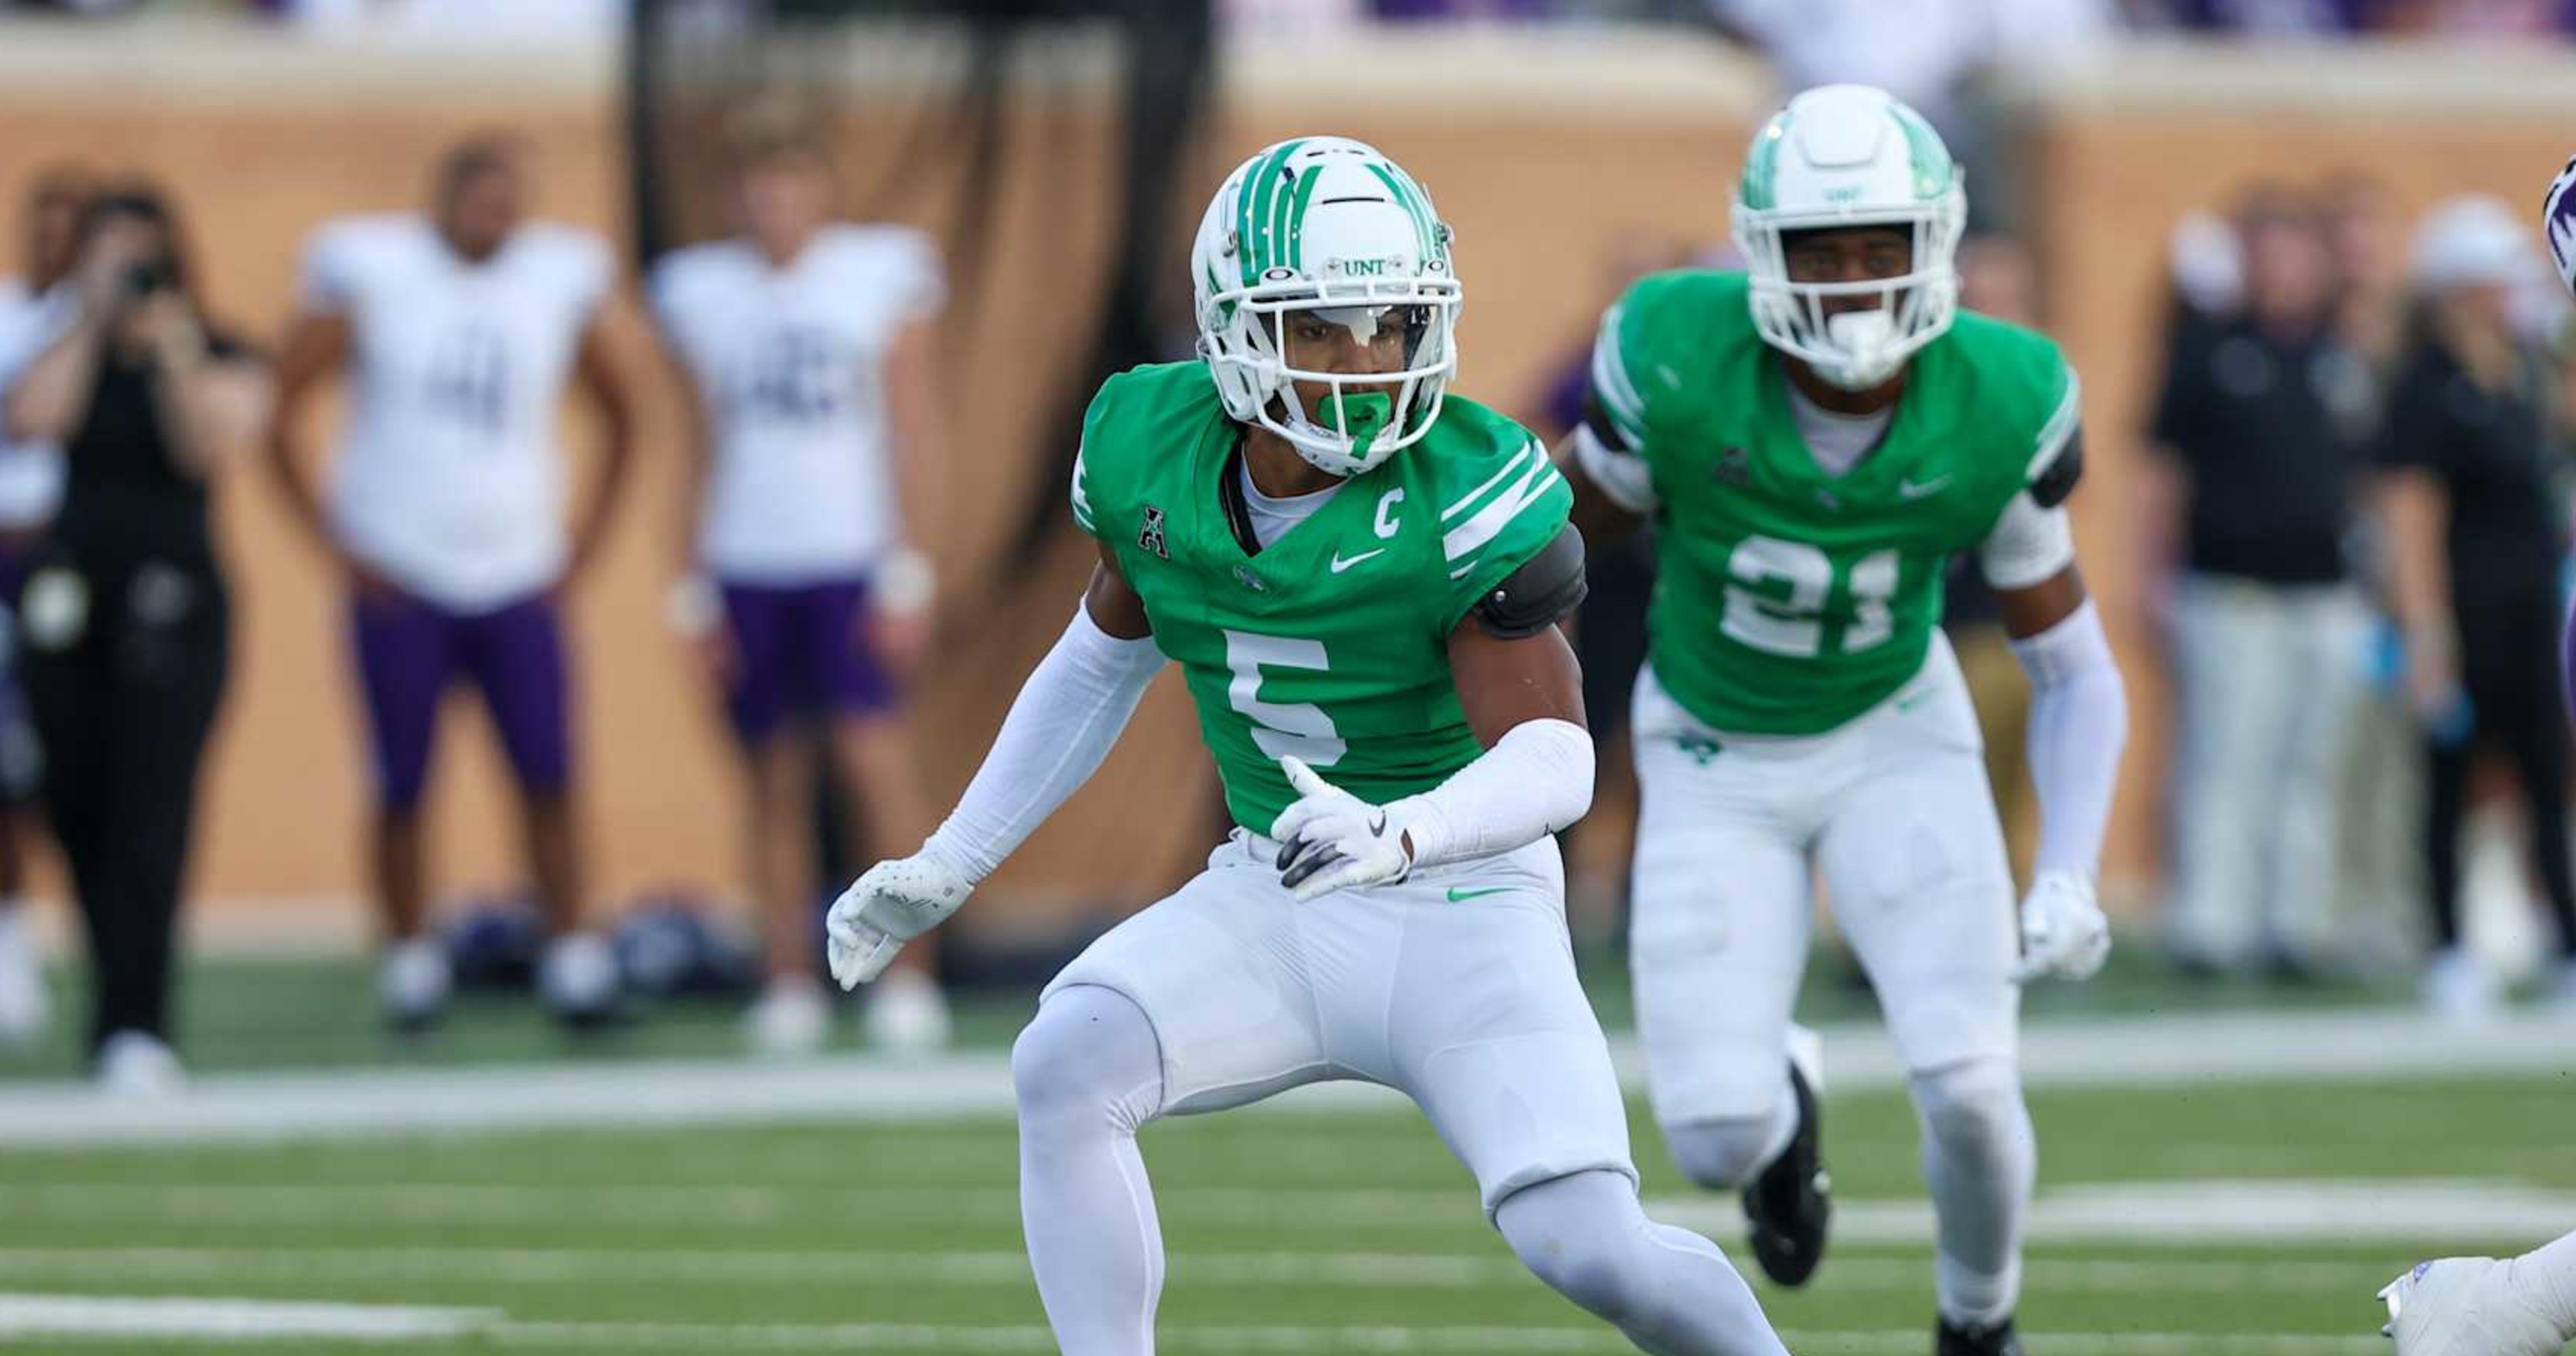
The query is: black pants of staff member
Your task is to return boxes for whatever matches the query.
[18,553,228,1058]
[2424,583,2576,961]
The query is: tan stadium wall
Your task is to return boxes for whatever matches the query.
[0,21,2569,943]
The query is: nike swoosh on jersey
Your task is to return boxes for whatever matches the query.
[1329,549,1387,574]
[1445,886,1510,902]
[1897,474,1954,500]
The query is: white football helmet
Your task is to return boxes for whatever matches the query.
[1733,84,1967,391]
[1191,137,1460,477]
[2542,154,2576,300]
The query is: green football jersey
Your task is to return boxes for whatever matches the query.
[1587,270,2080,736]
[1074,361,1573,832]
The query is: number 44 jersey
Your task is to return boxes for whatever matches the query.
[1074,361,1572,833]
[1584,270,2080,737]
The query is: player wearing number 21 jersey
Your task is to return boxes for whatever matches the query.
[823,136,1794,1356]
[1561,86,2131,1356]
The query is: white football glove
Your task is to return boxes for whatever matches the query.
[825,850,973,990]
[2015,869,2110,983]
[1268,756,1415,901]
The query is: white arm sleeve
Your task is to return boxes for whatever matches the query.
[1979,491,2076,592]
[1389,717,1595,871]
[921,603,1165,883]
[2011,599,2127,881]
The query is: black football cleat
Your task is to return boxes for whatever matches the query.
[1937,1315,2025,1356]
[1742,1029,1830,1288]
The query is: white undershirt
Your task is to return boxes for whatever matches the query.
[1239,459,1342,549]
[1786,383,1895,479]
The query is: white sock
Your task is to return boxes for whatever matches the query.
[1912,1057,2036,1327]
[1013,985,1167,1356]
[2512,1229,2576,1342]
[1496,1170,1792,1356]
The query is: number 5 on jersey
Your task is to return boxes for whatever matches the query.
[1224,629,1346,767]
[1723,535,1899,659]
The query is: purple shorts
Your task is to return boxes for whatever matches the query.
[351,591,572,810]
[719,578,898,744]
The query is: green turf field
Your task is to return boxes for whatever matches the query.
[0,1069,2564,1353]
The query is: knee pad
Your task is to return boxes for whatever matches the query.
[1495,1171,1648,1321]
[1011,984,1165,1137]
[1910,1056,2028,1159]
[1662,1114,1782,1191]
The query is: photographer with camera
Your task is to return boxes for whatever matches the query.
[0,183,269,1092]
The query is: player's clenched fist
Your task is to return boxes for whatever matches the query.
[1270,756,1417,901]
[826,852,973,989]
[2014,870,2110,983]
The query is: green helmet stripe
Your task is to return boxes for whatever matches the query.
[1740,118,1784,211]
[1283,155,1325,270]
[1239,139,1305,286]
[1365,162,1434,261]
[1394,163,1441,262]
[1887,104,1953,198]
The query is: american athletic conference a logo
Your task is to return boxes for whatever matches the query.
[1138,505,1170,560]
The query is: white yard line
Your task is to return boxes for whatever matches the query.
[0,1292,493,1341]
[0,1245,2397,1294]
[0,1178,2556,1251]
[0,1307,2393,1355]
[0,1007,2568,1148]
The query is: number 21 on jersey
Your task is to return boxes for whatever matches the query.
[1722,536,1898,658]
[1223,629,1346,767]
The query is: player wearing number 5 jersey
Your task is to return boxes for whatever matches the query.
[1562,86,2130,1356]
[824,136,1792,1356]
[266,137,649,1033]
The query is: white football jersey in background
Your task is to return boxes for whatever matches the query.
[301,214,613,612]
[650,225,943,584]
[0,278,73,533]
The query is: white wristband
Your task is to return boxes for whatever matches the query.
[666,574,721,637]
[871,549,936,617]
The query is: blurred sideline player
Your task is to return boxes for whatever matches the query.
[1561,85,2129,1356]
[0,165,89,1043]
[824,136,1795,1356]
[266,136,648,1031]
[649,112,950,1055]
[2374,152,2576,1356]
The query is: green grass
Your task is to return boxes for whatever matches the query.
[0,1075,2564,1353]
[0,938,2432,1080]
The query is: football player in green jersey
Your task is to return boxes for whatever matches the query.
[1560,87,2131,1356]
[823,138,1793,1356]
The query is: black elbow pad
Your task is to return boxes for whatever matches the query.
[1472,522,1589,639]
[2029,427,2085,509]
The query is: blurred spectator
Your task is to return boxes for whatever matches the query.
[649,111,952,1056]
[1,184,270,1090]
[2324,171,2411,378]
[2375,195,2576,1021]
[265,136,645,1034]
[0,165,88,1046]
[2149,184,2375,978]
[2320,170,2422,962]
[1371,0,1549,15]
[2127,0,2369,31]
